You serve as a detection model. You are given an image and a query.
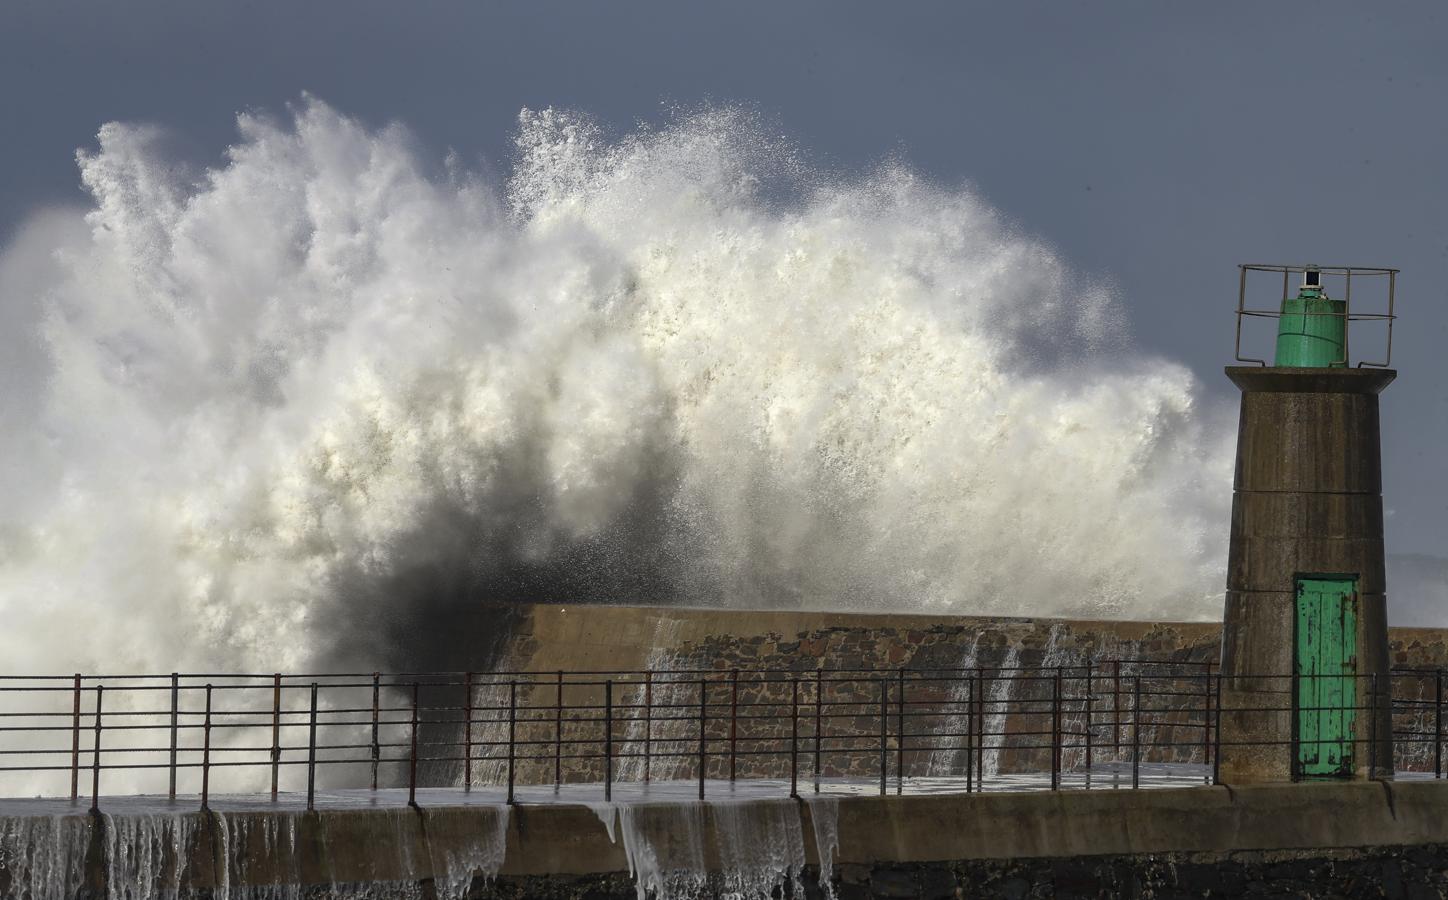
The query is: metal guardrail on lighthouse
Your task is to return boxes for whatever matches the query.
[1233,263,1397,368]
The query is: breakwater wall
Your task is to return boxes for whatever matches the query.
[10,781,1448,898]
[481,605,1448,783]
[496,603,1448,678]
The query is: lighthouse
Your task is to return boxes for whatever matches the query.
[1218,264,1398,782]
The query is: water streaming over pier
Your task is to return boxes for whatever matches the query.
[2,773,1224,900]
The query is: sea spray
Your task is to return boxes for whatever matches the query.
[0,100,1234,785]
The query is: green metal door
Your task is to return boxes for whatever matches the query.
[1295,576,1357,777]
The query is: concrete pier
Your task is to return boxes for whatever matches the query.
[9,780,1448,897]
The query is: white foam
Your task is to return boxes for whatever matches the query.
[0,99,1235,791]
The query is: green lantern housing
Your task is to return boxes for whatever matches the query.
[1273,267,1347,367]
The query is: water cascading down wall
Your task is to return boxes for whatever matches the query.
[1218,265,1397,782]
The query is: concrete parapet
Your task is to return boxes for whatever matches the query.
[11,780,1448,896]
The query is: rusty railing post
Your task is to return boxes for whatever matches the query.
[1212,670,1224,785]
[896,668,905,795]
[306,682,318,811]
[201,684,213,811]
[463,672,474,793]
[730,668,739,782]
[878,678,887,797]
[1290,668,1300,781]
[168,673,179,801]
[790,677,799,798]
[1084,663,1094,779]
[89,685,104,813]
[975,668,985,784]
[507,680,517,805]
[1051,666,1062,790]
[1369,673,1379,780]
[1201,662,1211,776]
[813,668,823,791]
[271,674,282,800]
[1131,676,1141,789]
[369,673,380,792]
[408,682,420,807]
[70,674,82,802]
[644,671,653,783]
[1113,659,1122,757]
[604,679,613,802]
[698,679,707,801]
[555,671,564,789]
[1436,668,1443,780]
[965,672,974,793]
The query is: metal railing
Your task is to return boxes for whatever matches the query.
[0,663,1442,810]
[1233,263,1397,368]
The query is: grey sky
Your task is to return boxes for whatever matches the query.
[3,1,1446,556]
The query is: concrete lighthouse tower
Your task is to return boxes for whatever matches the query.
[1218,264,1398,783]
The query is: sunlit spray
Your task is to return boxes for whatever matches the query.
[0,98,1234,683]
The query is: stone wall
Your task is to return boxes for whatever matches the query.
[498,603,1448,678]
[478,605,1448,785]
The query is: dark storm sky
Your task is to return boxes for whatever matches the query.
[2,1,1446,555]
